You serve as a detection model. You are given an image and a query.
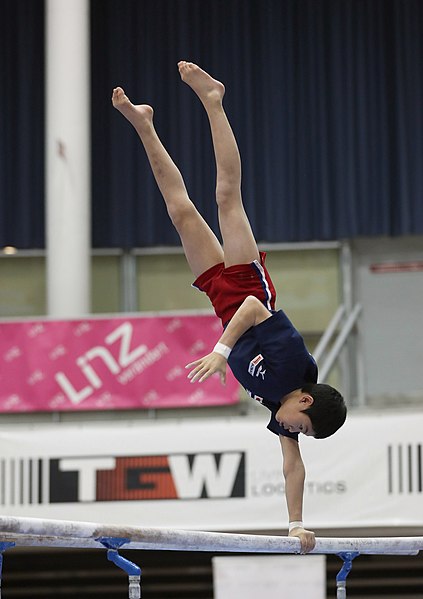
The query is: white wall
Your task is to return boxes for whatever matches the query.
[352,236,423,402]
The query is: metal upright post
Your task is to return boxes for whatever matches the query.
[120,250,139,313]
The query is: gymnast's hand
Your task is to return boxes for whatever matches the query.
[289,527,316,554]
[186,352,227,385]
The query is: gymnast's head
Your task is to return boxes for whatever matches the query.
[276,383,347,439]
[301,383,346,438]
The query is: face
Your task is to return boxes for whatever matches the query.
[275,390,316,437]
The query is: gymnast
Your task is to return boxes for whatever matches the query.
[112,61,347,554]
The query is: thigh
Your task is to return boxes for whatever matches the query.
[218,193,260,267]
[178,209,224,279]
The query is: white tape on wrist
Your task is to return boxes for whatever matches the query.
[289,521,304,532]
[213,343,232,360]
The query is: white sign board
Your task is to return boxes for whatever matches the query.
[213,555,325,599]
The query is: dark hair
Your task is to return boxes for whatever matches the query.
[301,383,347,439]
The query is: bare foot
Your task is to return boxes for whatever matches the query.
[178,61,225,106]
[111,87,153,130]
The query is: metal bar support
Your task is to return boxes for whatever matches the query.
[0,542,16,599]
[98,536,141,599]
[336,551,359,599]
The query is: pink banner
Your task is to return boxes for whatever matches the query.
[0,314,239,412]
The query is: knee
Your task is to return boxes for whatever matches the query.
[215,181,241,208]
[167,198,197,229]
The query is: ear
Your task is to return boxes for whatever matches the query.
[300,393,314,406]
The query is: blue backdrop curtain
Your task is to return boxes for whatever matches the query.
[1,0,423,248]
[91,0,423,246]
[0,0,45,248]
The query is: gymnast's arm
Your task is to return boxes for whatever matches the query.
[186,295,271,383]
[280,435,316,553]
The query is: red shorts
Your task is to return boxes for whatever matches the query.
[192,251,277,326]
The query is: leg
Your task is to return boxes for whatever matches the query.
[112,88,223,278]
[178,62,260,268]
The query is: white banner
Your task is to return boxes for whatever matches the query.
[0,410,421,531]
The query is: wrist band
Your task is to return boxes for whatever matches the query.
[289,521,304,532]
[213,342,232,360]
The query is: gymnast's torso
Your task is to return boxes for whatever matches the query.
[227,309,318,438]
